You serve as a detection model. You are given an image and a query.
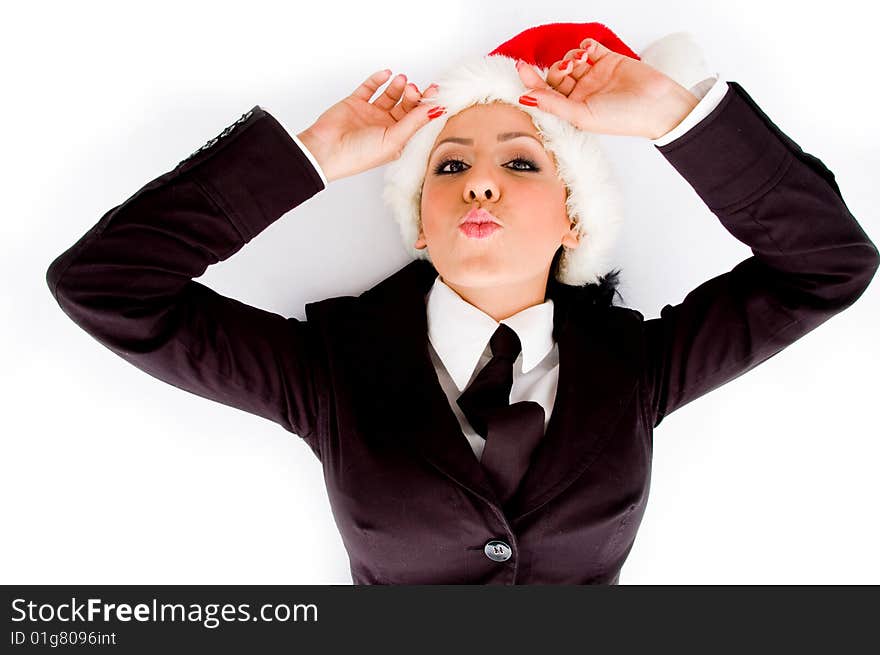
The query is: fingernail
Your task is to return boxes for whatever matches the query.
[518,95,538,107]
[428,106,446,119]
[557,60,572,73]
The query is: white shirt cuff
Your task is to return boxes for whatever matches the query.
[650,74,729,147]
[271,111,330,188]
[289,131,330,188]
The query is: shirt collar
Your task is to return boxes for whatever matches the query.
[425,274,555,393]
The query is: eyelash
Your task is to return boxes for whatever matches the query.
[432,156,541,176]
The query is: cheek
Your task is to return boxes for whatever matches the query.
[419,185,453,232]
[515,184,568,233]
[421,180,450,204]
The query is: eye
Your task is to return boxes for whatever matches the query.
[507,158,539,171]
[433,158,467,175]
[432,157,541,175]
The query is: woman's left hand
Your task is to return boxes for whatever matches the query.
[515,38,700,140]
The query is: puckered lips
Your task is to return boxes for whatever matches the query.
[459,208,502,239]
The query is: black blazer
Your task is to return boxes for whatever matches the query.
[46,82,879,584]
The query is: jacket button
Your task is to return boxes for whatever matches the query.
[484,539,512,562]
[177,109,258,166]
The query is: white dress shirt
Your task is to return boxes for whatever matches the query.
[279,74,730,460]
[424,275,559,461]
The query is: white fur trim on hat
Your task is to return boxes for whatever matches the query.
[640,31,711,93]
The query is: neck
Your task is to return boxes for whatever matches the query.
[440,268,550,322]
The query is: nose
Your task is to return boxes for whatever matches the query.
[463,168,500,204]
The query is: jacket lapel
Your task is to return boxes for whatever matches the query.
[505,292,641,519]
[355,259,641,520]
[355,259,500,506]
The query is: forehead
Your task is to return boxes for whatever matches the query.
[434,101,541,143]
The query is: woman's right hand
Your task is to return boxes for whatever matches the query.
[296,70,444,183]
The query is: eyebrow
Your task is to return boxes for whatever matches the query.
[433,132,543,149]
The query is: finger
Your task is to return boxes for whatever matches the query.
[389,82,421,121]
[373,73,408,111]
[562,48,592,79]
[385,101,447,157]
[579,38,613,64]
[553,55,596,97]
[352,69,393,102]
[566,65,607,105]
[514,60,553,92]
[518,86,588,131]
[548,48,594,90]
[391,82,439,121]
[546,59,577,96]
[515,61,582,121]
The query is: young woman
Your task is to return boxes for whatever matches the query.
[46,23,878,584]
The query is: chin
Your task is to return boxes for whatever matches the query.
[438,257,518,288]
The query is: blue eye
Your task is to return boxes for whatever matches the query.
[508,158,539,172]
[433,157,540,175]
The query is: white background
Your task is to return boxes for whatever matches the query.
[4,0,878,584]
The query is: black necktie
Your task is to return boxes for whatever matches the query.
[456,323,545,506]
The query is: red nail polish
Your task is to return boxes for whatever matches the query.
[518,95,538,107]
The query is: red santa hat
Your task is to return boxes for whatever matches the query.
[382,22,706,286]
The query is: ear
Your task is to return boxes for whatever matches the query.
[561,221,581,249]
[414,227,427,250]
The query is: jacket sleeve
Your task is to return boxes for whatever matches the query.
[643,82,880,429]
[45,106,330,456]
